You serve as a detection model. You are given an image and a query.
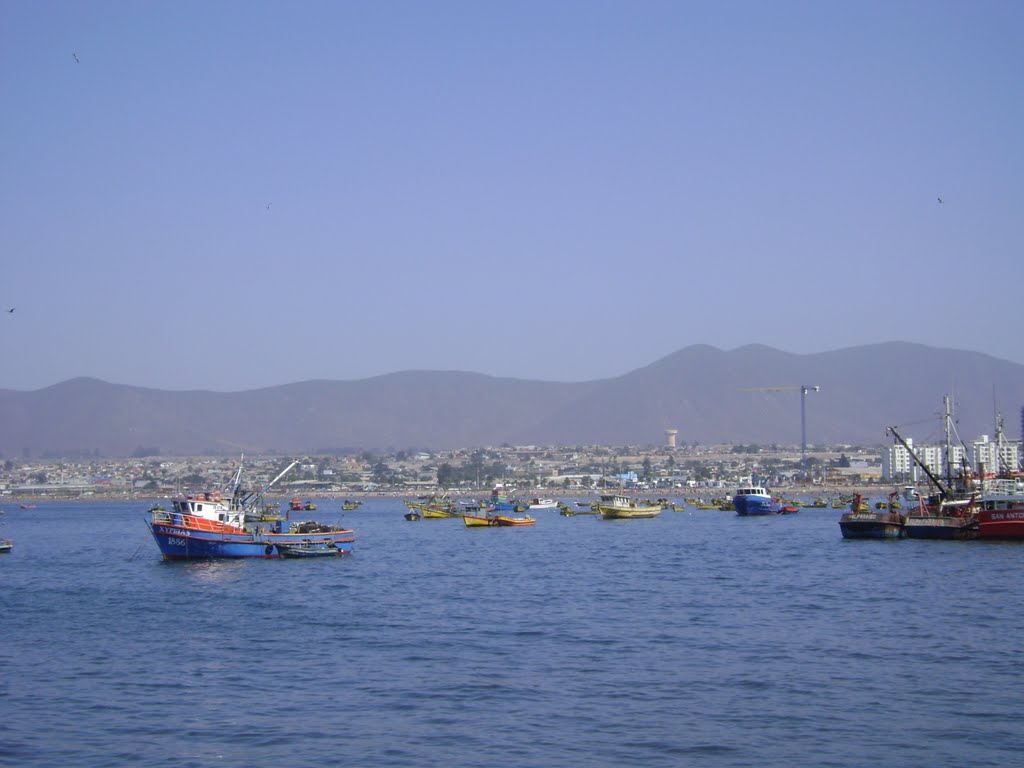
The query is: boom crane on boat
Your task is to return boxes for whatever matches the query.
[739,385,821,467]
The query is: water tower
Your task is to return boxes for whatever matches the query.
[665,429,678,449]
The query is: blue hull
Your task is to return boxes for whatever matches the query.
[148,522,354,560]
[734,496,782,516]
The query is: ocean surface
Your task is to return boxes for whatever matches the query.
[2,497,1022,768]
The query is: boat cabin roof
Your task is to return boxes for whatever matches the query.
[737,487,769,496]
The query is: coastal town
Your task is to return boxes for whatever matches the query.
[0,442,899,501]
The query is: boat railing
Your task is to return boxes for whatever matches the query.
[150,509,245,534]
[151,509,175,524]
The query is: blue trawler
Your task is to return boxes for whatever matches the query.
[733,485,783,516]
[147,459,355,560]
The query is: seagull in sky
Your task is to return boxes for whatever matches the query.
[265,202,272,211]
[937,196,943,204]
[6,308,14,313]
[72,52,80,64]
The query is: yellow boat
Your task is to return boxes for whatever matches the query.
[596,494,662,519]
[464,514,497,527]
[422,507,459,519]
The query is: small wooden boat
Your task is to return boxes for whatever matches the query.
[0,538,12,554]
[256,503,285,521]
[464,514,498,527]
[403,510,421,521]
[528,498,559,511]
[492,514,536,527]
[597,494,662,519]
[342,500,362,510]
[422,506,460,519]
[276,540,344,557]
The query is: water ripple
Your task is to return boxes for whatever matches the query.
[2,501,1024,767]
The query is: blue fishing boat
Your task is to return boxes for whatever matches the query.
[147,459,355,560]
[733,485,783,516]
[487,488,527,513]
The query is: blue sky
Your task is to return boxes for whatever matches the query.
[1,1,1021,391]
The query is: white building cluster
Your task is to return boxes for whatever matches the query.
[881,434,1020,482]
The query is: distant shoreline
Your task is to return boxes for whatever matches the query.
[4,483,899,503]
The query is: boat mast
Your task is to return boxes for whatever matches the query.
[994,412,1016,476]
[944,395,954,492]
[229,453,245,508]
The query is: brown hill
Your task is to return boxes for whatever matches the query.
[1,342,1021,457]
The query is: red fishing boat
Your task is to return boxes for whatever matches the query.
[976,477,1024,539]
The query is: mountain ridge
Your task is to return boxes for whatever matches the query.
[1,342,1022,457]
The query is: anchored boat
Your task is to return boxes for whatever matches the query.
[492,514,536,526]
[147,459,355,560]
[733,486,784,516]
[839,493,906,539]
[275,540,346,557]
[527,498,559,511]
[976,477,1024,539]
[889,404,978,540]
[596,494,662,519]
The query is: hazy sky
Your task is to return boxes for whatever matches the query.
[2,1,1021,391]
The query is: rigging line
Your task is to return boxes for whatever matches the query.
[128,540,148,561]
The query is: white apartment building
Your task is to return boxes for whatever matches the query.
[882,435,1019,481]
[972,434,1021,476]
[881,438,915,479]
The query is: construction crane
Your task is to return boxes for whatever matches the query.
[740,385,821,466]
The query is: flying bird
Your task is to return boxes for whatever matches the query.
[265,202,272,211]
[6,308,14,313]
[937,196,943,204]
[72,52,80,64]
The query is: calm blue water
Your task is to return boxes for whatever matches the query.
[2,498,1022,768]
